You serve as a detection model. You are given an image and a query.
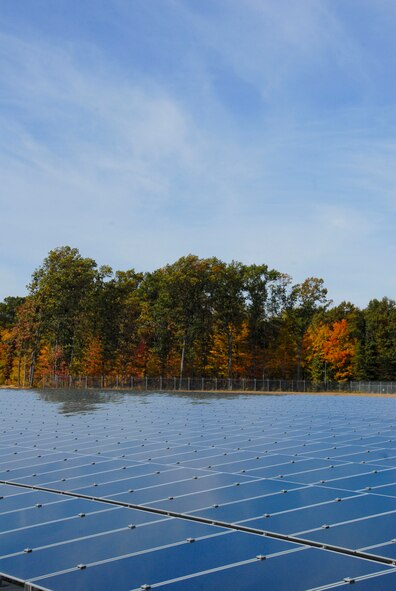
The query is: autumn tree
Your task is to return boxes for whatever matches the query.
[305,319,356,382]
[1,245,395,385]
[0,296,25,384]
[286,278,331,379]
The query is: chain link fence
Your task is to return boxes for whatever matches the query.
[36,376,396,394]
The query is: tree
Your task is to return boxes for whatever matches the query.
[363,298,396,380]
[0,296,25,329]
[138,269,175,376]
[27,246,101,382]
[0,296,25,384]
[165,256,214,380]
[305,319,356,382]
[286,278,331,379]
[243,265,289,377]
[211,261,246,378]
[94,269,143,378]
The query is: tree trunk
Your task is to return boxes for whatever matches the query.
[179,334,186,387]
[228,330,233,379]
[23,356,27,387]
[297,340,302,380]
[29,349,36,387]
[17,354,21,387]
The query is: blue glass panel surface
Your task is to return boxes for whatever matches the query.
[0,507,163,556]
[303,512,396,549]
[28,531,298,591]
[194,453,299,474]
[362,543,396,560]
[366,457,396,468]
[171,450,264,469]
[319,469,396,491]
[0,490,64,513]
[0,498,106,533]
[367,483,396,497]
[34,464,182,489]
[100,473,258,504]
[29,546,390,591]
[147,478,301,513]
[245,493,396,535]
[330,451,396,463]
[0,516,225,580]
[0,390,395,591]
[69,467,214,496]
[330,572,396,590]
[0,456,124,481]
[192,485,358,522]
[304,445,377,459]
[279,463,387,485]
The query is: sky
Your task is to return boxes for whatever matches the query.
[0,0,395,306]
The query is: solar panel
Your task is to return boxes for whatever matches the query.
[0,389,395,590]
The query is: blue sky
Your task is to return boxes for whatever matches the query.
[0,0,395,306]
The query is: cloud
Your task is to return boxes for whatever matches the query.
[0,2,395,308]
[174,0,373,103]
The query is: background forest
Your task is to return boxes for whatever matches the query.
[0,246,395,387]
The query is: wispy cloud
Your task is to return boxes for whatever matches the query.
[0,1,395,306]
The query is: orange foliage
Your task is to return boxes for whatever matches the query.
[207,321,249,377]
[82,338,104,376]
[305,319,356,381]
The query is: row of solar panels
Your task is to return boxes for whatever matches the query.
[0,483,395,590]
[0,390,395,590]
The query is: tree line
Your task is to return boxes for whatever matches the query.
[0,246,395,386]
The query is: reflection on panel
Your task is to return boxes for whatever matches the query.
[0,389,395,591]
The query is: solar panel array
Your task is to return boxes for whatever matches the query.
[0,389,395,590]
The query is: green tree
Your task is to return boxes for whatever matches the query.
[211,260,246,378]
[165,255,214,380]
[243,266,290,377]
[287,277,331,379]
[139,268,175,375]
[363,298,396,380]
[28,246,102,383]
[0,296,25,329]
[94,269,143,377]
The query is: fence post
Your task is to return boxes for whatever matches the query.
[145,376,148,391]
[160,376,163,391]
[174,376,176,391]
[215,377,217,391]
[201,377,204,391]
[254,378,256,391]
[187,377,190,391]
